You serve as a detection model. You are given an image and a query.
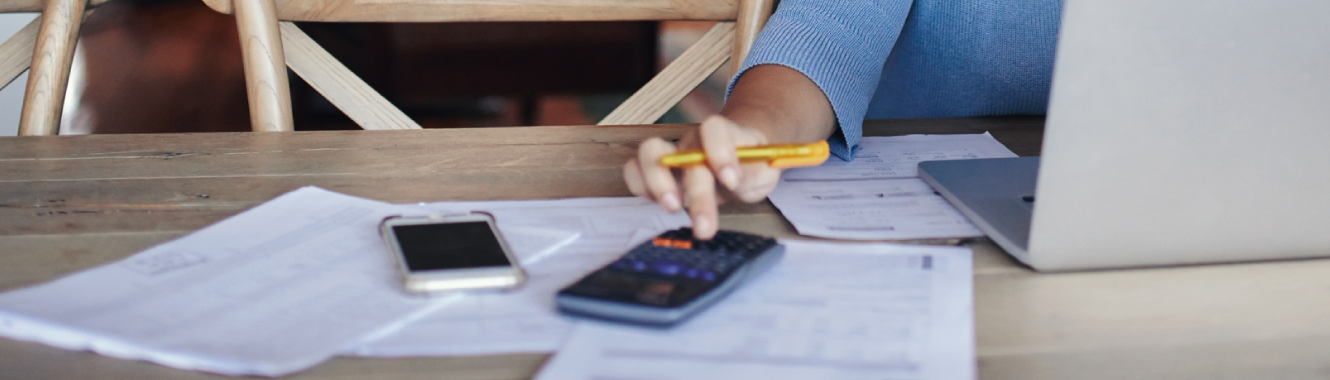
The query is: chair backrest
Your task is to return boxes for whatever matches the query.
[200,0,774,131]
[0,0,110,136]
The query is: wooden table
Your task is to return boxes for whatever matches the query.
[3,117,1329,379]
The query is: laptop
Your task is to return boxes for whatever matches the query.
[918,0,1330,271]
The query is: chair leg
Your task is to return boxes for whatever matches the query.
[234,0,293,132]
[19,0,87,136]
[598,22,735,126]
[733,0,774,75]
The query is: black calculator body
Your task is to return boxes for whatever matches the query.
[556,228,784,326]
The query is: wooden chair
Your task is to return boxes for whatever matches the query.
[1,0,110,136]
[199,0,774,132]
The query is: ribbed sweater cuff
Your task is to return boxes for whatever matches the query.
[727,1,908,161]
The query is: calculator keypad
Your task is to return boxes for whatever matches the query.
[608,228,776,283]
[558,227,784,324]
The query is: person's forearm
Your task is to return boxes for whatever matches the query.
[720,64,838,144]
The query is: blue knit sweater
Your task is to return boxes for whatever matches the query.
[730,0,1062,160]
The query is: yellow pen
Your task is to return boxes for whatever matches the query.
[658,140,831,169]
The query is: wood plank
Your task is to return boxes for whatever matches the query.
[0,17,38,91]
[0,336,547,380]
[979,335,1330,380]
[0,205,243,237]
[0,0,109,12]
[598,22,733,125]
[201,0,737,23]
[0,116,1035,162]
[280,22,421,131]
[0,120,1024,257]
[0,136,635,179]
[974,256,1330,379]
[0,170,631,235]
[0,173,783,235]
[730,0,772,74]
[0,231,186,291]
[0,131,676,181]
[234,0,294,131]
[975,257,1330,357]
[970,238,1030,275]
[18,0,87,136]
[0,124,691,159]
[0,124,699,238]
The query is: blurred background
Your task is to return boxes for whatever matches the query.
[0,0,731,135]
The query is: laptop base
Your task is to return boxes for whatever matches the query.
[918,157,1040,262]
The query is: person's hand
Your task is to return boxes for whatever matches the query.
[624,64,839,239]
[624,115,785,240]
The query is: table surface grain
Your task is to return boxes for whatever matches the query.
[3,116,1328,380]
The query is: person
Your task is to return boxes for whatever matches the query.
[624,0,1062,239]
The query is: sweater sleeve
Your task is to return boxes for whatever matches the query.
[727,0,913,161]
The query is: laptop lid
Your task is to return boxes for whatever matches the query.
[1028,0,1330,270]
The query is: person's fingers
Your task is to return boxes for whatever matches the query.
[698,116,742,191]
[732,162,783,203]
[623,158,649,199]
[682,165,720,240]
[638,137,683,212]
[676,130,700,150]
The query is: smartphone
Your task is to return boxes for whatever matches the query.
[380,213,526,294]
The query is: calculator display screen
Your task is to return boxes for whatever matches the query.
[392,221,511,271]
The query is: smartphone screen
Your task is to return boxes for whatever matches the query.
[392,221,512,271]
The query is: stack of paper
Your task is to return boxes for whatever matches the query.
[769,133,1018,240]
[0,187,578,376]
[0,184,980,378]
[534,240,975,380]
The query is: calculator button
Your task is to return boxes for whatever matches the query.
[701,271,717,282]
[683,267,700,278]
[630,260,648,271]
[652,260,684,276]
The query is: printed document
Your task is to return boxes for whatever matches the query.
[348,198,690,356]
[533,240,975,380]
[0,187,578,376]
[0,187,459,376]
[769,133,1016,240]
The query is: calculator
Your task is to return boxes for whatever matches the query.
[555,228,784,326]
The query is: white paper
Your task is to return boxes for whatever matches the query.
[769,178,983,240]
[348,235,636,356]
[769,133,1017,240]
[502,226,581,265]
[347,197,691,357]
[782,133,1017,181]
[533,240,975,380]
[0,187,463,376]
